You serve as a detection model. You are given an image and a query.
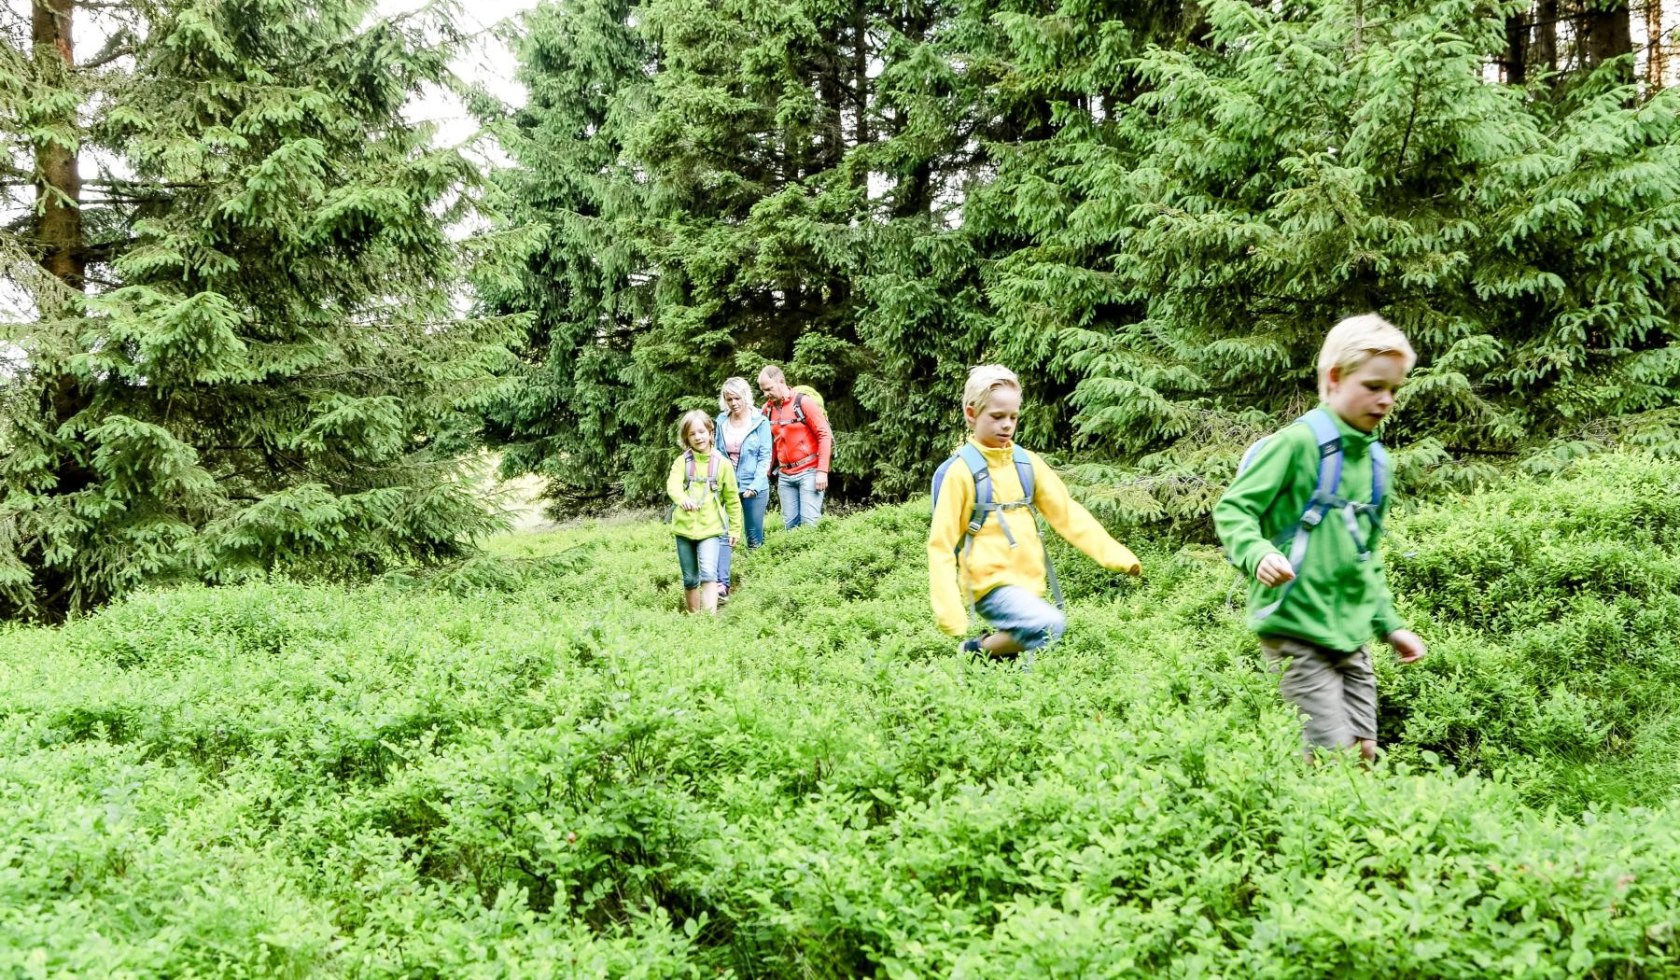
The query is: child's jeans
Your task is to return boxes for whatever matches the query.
[718,492,768,589]
[1259,634,1377,749]
[975,585,1066,651]
[675,535,722,590]
[777,469,824,529]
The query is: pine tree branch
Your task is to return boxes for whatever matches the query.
[74,28,133,70]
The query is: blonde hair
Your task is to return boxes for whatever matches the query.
[1317,314,1417,399]
[719,377,753,412]
[963,364,1022,423]
[677,409,714,449]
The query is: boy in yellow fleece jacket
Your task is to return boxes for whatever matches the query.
[928,365,1142,662]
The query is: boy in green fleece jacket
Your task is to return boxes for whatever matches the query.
[1214,314,1427,761]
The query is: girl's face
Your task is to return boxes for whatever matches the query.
[1325,352,1407,433]
[722,389,749,416]
[965,386,1021,449]
[685,424,713,454]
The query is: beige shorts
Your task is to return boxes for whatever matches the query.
[1260,634,1378,748]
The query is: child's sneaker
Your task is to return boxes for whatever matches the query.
[717,585,731,606]
[961,633,1012,662]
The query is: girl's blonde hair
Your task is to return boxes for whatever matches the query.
[963,364,1022,423]
[718,377,753,413]
[677,409,714,449]
[1317,314,1417,399]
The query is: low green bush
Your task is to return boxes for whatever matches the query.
[2,454,1678,975]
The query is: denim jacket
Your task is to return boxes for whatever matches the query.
[716,410,772,494]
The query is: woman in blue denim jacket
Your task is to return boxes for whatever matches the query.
[716,377,773,601]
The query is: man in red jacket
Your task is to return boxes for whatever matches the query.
[757,364,834,529]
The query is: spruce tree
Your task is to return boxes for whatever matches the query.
[0,0,515,620]
[475,0,651,509]
[990,0,1680,523]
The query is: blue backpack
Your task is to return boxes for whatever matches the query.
[930,443,1064,611]
[1236,408,1388,622]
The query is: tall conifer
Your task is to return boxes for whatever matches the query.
[0,0,515,619]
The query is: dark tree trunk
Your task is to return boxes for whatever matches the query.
[1505,14,1530,84]
[852,2,869,149]
[1581,0,1632,77]
[1535,0,1559,73]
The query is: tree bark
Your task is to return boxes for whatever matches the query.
[1505,14,1529,84]
[1581,0,1632,78]
[1535,0,1559,74]
[1645,0,1666,88]
[31,0,84,293]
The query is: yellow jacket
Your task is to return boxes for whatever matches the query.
[927,438,1141,636]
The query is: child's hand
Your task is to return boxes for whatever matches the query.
[680,500,699,511]
[1387,629,1427,664]
[729,534,740,548]
[1256,553,1296,587]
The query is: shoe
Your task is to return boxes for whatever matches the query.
[717,586,730,606]
[959,636,984,656]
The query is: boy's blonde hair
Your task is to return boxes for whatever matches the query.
[963,364,1022,423]
[677,409,714,449]
[1317,314,1417,399]
[718,377,753,412]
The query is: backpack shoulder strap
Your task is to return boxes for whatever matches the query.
[1010,444,1035,504]
[1369,441,1389,511]
[956,443,992,532]
[957,443,990,501]
[792,392,807,425]
[683,450,697,486]
[1299,408,1344,511]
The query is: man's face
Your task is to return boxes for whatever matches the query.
[758,373,785,403]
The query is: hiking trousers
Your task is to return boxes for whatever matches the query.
[1260,634,1378,749]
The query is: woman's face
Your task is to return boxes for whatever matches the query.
[722,389,749,416]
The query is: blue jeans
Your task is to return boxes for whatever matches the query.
[675,535,722,590]
[975,585,1066,652]
[777,470,825,530]
[718,491,768,588]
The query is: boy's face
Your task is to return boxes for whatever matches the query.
[966,386,1021,449]
[1326,352,1407,433]
[686,425,713,454]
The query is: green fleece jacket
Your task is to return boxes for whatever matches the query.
[1213,407,1405,652]
[667,450,745,541]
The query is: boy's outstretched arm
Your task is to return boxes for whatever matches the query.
[1212,434,1295,579]
[1371,524,1425,662]
[1029,456,1141,575]
[927,470,975,637]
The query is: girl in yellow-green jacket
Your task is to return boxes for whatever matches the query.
[668,410,745,615]
[928,365,1142,663]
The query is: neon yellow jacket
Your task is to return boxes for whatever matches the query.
[667,451,745,541]
[927,438,1142,637]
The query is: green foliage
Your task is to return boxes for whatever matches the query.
[0,0,518,619]
[485,0,1680,531]
[3,452,1680,973]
